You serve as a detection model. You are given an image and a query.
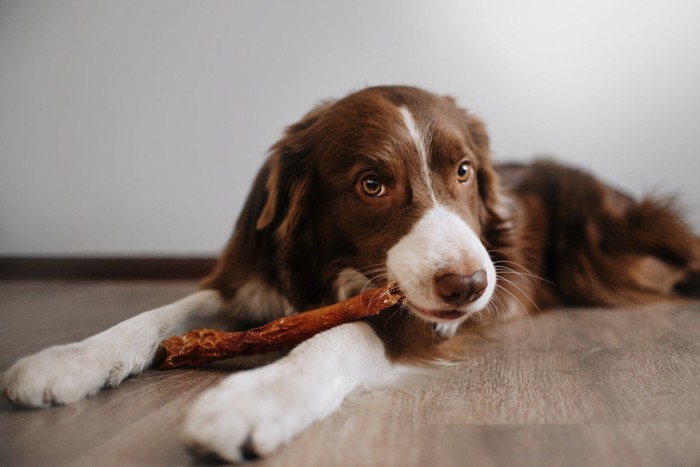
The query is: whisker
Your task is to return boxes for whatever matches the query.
[494,283,536,336]
[486,293,507,323]
[354,263,389,273]
[495,271,541,313]
[491,259,554,286]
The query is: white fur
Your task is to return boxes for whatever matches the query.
[399,106,437,203]
[229,279,294,322]
[333,267,376,301]
[432,321,462,338]
[181,321,396,462]
[386,204,496,324]
[1,290,223,407]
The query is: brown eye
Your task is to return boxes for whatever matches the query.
[360,175,386,197]
[457,161,472,182]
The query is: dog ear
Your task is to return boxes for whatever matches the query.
[463,113,513,246]
[254,101,336,308]
[255,157,280,230]
[255,101,334,233]
[202,101,333,301]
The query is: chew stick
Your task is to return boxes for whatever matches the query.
[157,282,403,370]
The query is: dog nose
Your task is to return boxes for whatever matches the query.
[434,270,488,307]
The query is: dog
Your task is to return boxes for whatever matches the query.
[3,85,699,462]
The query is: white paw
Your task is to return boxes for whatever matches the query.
[182,365,322,463]
[1,342,125,408]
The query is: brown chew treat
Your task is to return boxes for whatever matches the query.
[157,282,404,370]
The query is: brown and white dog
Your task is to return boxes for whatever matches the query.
[3,85,699,462]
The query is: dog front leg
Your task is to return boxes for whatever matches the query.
[181,321,395,463]
[2,289,223,408]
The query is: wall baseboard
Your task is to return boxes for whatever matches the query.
[0,257,218,280]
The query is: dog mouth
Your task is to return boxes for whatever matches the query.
[405,302,466,321]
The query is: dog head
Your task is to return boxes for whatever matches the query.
[250,86,507,328]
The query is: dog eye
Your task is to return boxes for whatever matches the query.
[360,175,386,197]
[457,162,472,183]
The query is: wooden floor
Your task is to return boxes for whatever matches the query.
[1,280,699,466]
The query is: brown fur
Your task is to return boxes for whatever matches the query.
[202,85,700,363]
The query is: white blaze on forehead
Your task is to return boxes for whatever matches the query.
[398,106,436,203]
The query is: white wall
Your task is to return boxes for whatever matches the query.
[1,0,699,256]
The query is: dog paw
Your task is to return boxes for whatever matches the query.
[1,342,123,408]
[181,365,322,463]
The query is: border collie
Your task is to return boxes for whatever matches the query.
[3,86,699,462]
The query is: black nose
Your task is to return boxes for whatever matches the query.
[434,270,488,307]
